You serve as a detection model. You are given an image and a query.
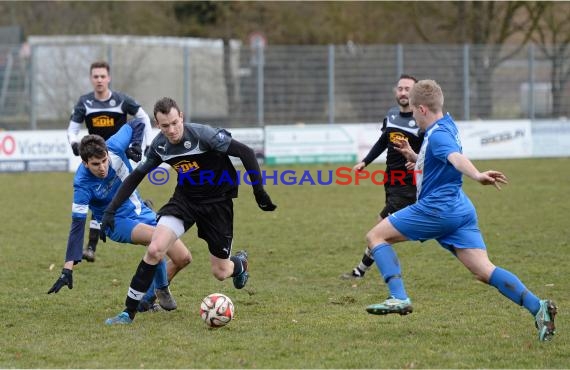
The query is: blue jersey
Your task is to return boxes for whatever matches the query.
[71,124,145,222]
[64,119,148,263]
[414,114,474,216]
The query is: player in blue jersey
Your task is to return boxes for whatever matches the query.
[364,79,557,341]
[67,61,153,263]
[101,97,276,325]
[341,74,423,280]
[49,119,191,312]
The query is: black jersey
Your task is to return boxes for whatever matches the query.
[139,123,238,202]
[70,91,142,140]
[363,107,423,187]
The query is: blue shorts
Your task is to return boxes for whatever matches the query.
[108,206,157,244]
[388,203,486,252]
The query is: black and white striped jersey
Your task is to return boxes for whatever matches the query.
[70,91,142,140]
[362,106,424,187]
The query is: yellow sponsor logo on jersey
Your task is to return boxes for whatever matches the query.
[92,116,115,127]
[389,132,408,143]
[172,160,200,173]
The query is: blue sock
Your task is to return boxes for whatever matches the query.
[489,267,541,315]
[142,258,168,302]
[371,243,407,300]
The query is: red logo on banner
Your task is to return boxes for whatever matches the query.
[0,135,16,156]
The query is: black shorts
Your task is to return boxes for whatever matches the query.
[379,185,417,219]
[157,194,234,259]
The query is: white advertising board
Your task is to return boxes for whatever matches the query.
[0,130,72,172]
[531,121,570,158]
[456,120,533,159]
[340,123,387,164]
[264,124,357,165]
[227,127,265,166]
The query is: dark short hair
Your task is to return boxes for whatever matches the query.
[79,134,107,162]
[90,61,110,74]
[399,74,418,83]
[153,97,181,120]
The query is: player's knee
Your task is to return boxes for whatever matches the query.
[146,243,166,263]
[178,251,192,268]
[366,229,382,247]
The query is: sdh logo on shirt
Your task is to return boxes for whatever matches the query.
[389,132,408,143]
[172,160,200,173]
[92,116,115,127]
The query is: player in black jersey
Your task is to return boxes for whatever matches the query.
[341,74,424,279]
[67,61,153,263]
[101,97,277,325]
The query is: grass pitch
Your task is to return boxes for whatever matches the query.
[1,158,568,368]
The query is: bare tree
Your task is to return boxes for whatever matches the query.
[411,1,546,118]
[532,2,570,117]
[173,2,264,124]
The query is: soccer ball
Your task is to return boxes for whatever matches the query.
[200,293,235,328]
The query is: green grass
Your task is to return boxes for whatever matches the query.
[1,158,569,368]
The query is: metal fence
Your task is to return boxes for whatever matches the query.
[0,44,30,128]
[1,36,569,130]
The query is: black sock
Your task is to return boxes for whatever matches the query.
[124,310,135,320]
[230,256,244,277]
[362,255,374,268]
[87,227,99,252]
[125,260,158,317]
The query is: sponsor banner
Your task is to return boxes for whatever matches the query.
[531,120,570,158]
[227,127,264,165]
[0,160,26,172]
[341,123,387,164]
[0,130,72,172]
[267,154,355,165]
[456,121,533,159]
[345,120,536,162]
[0,131,72,159]
[27,159,69,172]
[265,124,357,165]
[0,159,68,172]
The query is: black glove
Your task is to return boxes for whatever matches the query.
[99,211,115,242]
[254,189,277,211]
[71,142,80,156]
[47,268,73,294]
[125,143,142,162]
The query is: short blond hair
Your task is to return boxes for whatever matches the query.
[409,79,444,113]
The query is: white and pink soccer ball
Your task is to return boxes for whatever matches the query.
[200,293,235,328]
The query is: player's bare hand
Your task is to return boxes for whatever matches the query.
[478,170,508,190]
[352,162,365,172]
[405,161,415,171]
[393,138,416,163]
